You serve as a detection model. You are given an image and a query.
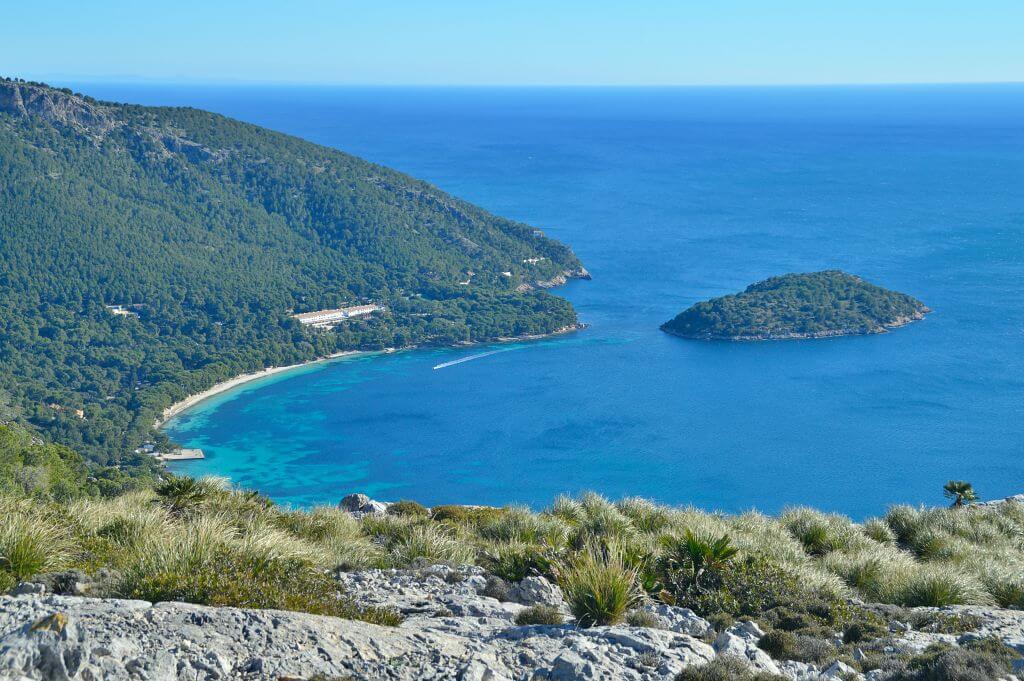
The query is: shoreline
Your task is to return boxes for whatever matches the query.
[156,323,586,430]
[155,350,362,428]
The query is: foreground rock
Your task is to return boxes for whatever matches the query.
[0,592,713,680]
[5,566,1024,680]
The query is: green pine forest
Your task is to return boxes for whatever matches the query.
[0,77,585,484]
[661,271,928,341]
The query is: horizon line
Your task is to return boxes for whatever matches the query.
[15,74,1024,90]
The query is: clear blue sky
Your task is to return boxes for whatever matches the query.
[4,0,1022,86]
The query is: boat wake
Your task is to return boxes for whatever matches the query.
[432,348,516,370]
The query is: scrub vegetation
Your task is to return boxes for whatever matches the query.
[3,470,1024,631]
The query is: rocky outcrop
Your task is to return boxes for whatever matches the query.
[0,591,714,681]
[0,80,114,134]
[338,492,390,516]
[517,267,592,293]
[6,571,1024,681]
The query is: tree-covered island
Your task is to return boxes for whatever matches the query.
[661,271,929,341]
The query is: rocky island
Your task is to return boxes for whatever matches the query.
[661,271,929,341]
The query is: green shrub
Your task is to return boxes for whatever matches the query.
[154,476,211,513]
[862,518,896,544]
[657,530,738,594]
[781,509,854,556]
[904,640,1015,681]
[625,608,665,629]
[757,630,834,664]
[905,610,983,634]
[843,619,889,643]
[757,629,796,659]
[675,656,787,681]
[672,556,806,619]
[616,497,671,534]
[898,571,980,607]
[985,576,1024,609]
[514,604,564,626]
[0,512,69,580]
[430,505,507,525]
[481,542,555,582]
[388,500,429,518]
[386,524,475,566]
[559,545,641,627]
[118,549,399,625]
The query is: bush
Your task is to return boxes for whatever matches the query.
[118,549,399,626]
[757,630,834,664]
[902,639,1016,681]
[672,556,808,620]
[897,571,981,607]
[0,510,69,580]
[862,518,896,544]
[559,545,641,627]
[675,656,787,681]
[430,505,507,526]
[843,619,889,643]
[985,575,1024,609]
[514,604,564,626]
[481,542,555,582]
[388,500,429,518]
[656,530,738,595]
[154,476,212,513]
[386,524,475,567]
[625,608,665,629]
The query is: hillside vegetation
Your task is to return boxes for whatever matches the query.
[2,477,1024,614]
[0,77,585,472]
[661,271,928,341]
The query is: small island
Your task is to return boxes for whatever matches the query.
[661,270,930,341]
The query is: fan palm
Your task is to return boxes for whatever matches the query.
[943,481,978,508]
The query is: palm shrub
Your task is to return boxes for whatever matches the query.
[657,529,738,594]
[558,544,641,626]
[943,481,978,508]
[154,476,212,514]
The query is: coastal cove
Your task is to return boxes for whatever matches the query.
[132,84,1024,518]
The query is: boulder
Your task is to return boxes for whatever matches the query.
[713,622,780,675]
[506,576,564,607]
[638,603,714,638]
[338,493,389,516]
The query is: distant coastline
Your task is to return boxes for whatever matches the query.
[157,323,586,430]
[156,350,362,428]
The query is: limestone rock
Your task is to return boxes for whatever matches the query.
[338,492,389,516]
[507,576,565,607]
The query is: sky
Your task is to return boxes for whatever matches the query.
[3,1,1022,86]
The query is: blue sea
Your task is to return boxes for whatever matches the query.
[81,83,1024,518]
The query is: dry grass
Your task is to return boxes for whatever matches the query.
[3,481,1024,614]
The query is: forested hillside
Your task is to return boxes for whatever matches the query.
[0,77,586,473]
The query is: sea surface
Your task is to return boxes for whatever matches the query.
[81,83,1024,518]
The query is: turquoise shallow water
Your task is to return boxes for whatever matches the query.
[83,84,1024,517]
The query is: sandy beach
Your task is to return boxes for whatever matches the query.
[156,324,586,429]
[156,350,361,427]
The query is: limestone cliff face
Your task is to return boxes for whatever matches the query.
[0,81,114,133]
